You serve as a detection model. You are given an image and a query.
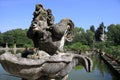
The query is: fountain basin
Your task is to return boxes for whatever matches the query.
[0,52,92,80]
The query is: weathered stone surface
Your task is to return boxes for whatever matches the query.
[0,52,92,80]
[46,9,54,26]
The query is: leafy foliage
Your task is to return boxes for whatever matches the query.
[0,32,3,45]
[107,24,120,45]
[104,46,120,59]
[69,42,89,51]
[71,27,94,46]
[0,29,33,47]
[90,25,95,32]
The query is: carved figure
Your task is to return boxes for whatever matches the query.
[27,3,74,55]
[27,18,74,55]
[0,3,93,80]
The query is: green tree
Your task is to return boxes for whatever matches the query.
[73,27,88,45]
[2,29,33,47]
[107,24,120,45]
[72,27,85,43]
[90,25,95,33]
[85,30,94,46]
[69,42,89,51]
[71,27,94,46]
[0,32,3,46]
[3,31,14,45]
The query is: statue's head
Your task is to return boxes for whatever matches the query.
[27,20,52,43]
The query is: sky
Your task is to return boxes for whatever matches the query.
[0,0,120,33]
